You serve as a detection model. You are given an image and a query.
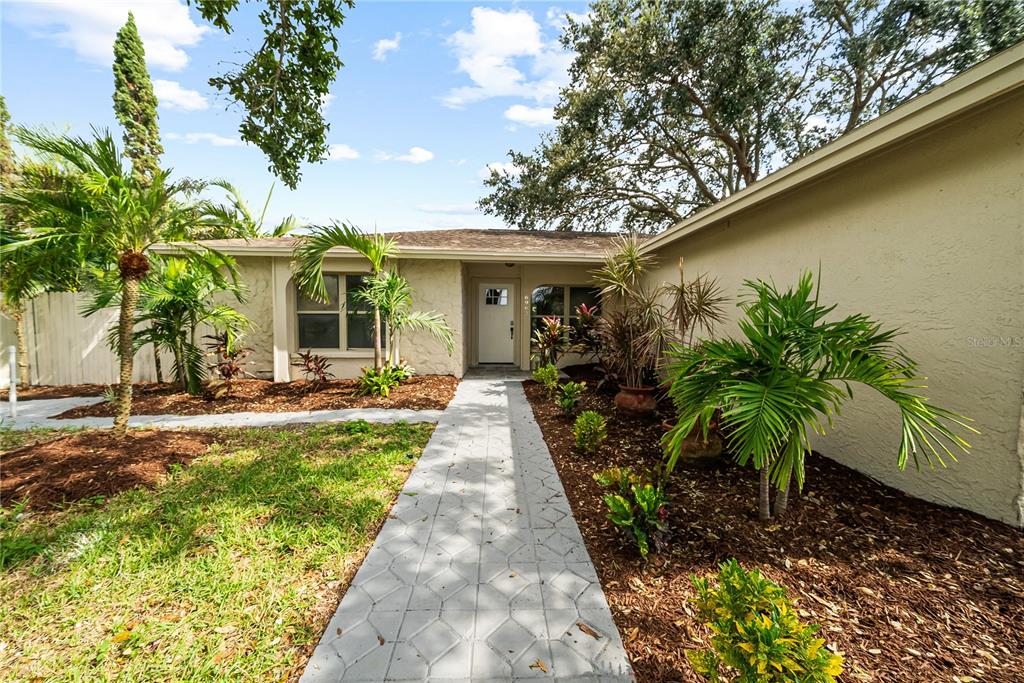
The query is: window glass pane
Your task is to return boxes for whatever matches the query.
[569,287,601,317]
[345,275,371,313]
[297,274,339,311]
[531,285,564,317]
[485,288,508,306]
[347,312,375,349]
[298,314,340,348]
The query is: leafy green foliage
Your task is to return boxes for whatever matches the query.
[687,559,843,681]
[594,466,666,558]
[480,0,1023,233]
[531,315,567,366]
[662,271,974,519]
[356,271,455,363]
[532,363,560,398]
[191,0,353,188]
[356,365,404,398]
[292,349,336,387]
[201,180,300,239]
[557,380,587,415]
[112,12,162,185]
[572,410,607,454]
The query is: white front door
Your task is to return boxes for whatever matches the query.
[477,282,515,363]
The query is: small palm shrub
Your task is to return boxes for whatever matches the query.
[557,380,587,415]
[292,349,336,388]
[593,466,666,559]
[531,363,560,397]
[357,365,402,397]
[573,410,607,454]
[687,559,843,682]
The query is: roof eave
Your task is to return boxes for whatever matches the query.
[151,242,607,263]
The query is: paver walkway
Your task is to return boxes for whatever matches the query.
[301,377,633,682]
[0,396,442,430]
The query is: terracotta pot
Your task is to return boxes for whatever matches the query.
[661,419,724,465]
[613,385,658,413]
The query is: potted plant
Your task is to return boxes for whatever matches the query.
[592,236,673,413]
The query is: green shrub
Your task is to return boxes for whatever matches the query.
[557,380,587,414]
[594,467,666,559]
[532,364,560,397]
[356,365,403,397]
[573,410,607,454]
[687,559,844,682]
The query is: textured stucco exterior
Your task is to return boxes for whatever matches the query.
[224,256,276,378]
[641,91,1024,526]
[396,259,464,376]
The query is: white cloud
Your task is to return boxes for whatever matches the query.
[327,143,359,160]
[153,79,208,111]
[378,146,434,164]
[416,202,478,214]
[545,7,590,30]
[7,0,209,71]
[373,32,401,61]
[504,104,555,127]
[442,7,571,108]
[478,161,520,180]
[166,132,241,147]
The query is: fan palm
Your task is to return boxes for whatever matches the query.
[292,221,397,370]
[662,271,974,521]
[357,271,454,365]
[1,127,228,432]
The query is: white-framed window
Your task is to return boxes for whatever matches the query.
[484,287,509,306]
[530,285,601,334]
[296,274,378,350]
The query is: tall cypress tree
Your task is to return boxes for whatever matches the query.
[112,12,162,185]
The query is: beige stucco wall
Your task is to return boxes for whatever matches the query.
[642,91,1024,526]
[397,258,464,376]
[222,255,276,378]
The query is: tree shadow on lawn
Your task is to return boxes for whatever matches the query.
[1,423,432,572]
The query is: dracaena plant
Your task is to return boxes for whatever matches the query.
[662,271,974,522]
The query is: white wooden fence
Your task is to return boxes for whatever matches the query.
[1,291,166,386]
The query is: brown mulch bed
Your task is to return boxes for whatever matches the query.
[6,384,111,400]
[55,375,459,419]
[1,430,216,510]
[524,377,1024,682]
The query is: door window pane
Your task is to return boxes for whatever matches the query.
[297,274,339,311]
[298,314,340,348]
[485,288,508,305]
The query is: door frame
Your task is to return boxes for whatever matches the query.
[469,277,521,367]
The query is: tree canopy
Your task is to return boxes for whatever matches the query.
[190,0,353,189]
[480,0,1024,234]
[113,12,163,185]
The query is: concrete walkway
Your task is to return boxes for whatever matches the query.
[0,396,443,430]
[301,377,633,682]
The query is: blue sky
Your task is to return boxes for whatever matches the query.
[1,0,589,231]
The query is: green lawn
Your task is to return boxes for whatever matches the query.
[0,421,434,681]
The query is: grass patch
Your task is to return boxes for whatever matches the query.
[0,427,71,452]
[0,421,434,681]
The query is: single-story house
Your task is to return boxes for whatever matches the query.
[2,43,1021,525]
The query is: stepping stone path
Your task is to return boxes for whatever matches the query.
[302,377,634,682]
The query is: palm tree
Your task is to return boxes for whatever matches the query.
[1,127,226,432]
[86,256,248,395]
[292,221,397,370]
[357,271,455,365]
[662,271,974,522]
[200,180,300,239]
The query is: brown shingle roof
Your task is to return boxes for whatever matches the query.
[193,228,636,256]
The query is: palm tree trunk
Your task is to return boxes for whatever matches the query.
[758,465,772,522]
[114,276,142,434]
[152,337,164,384]
[14,304,30,387]
[373,308,383,370]
[773,471,792,518]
